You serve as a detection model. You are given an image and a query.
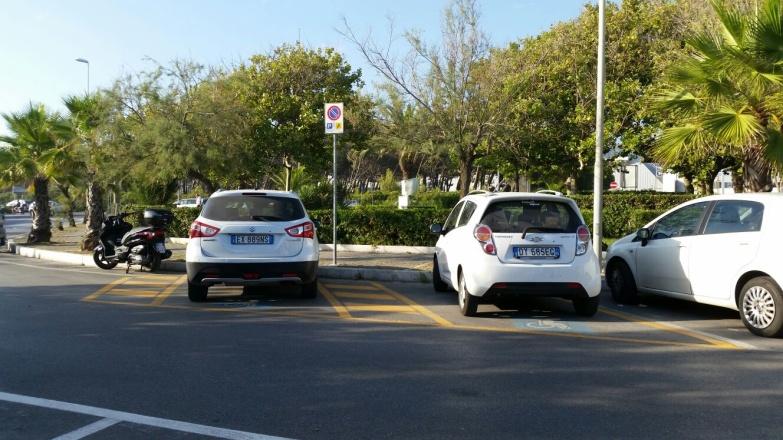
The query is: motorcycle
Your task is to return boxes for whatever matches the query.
[93,209,173,273]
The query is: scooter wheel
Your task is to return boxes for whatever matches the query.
[93,251,119,270]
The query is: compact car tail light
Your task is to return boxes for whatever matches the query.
[286,221,314,239]
[576,225,590,256]
[473,224,496,255]
[189,221,220,238]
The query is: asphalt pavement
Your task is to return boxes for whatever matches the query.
[1,252,783,439]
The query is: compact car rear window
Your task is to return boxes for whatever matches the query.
[481,200,581,233]
[201,195,305,222]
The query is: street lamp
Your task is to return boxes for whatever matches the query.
[592,0,606,262]
[75,58,90,94]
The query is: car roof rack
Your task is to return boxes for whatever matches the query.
[467,190,490,196]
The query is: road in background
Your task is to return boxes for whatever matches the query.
[1,253,782,439]
[4,213,84,240]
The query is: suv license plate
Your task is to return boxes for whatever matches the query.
[231,234,273,245]
[513,246,560,259]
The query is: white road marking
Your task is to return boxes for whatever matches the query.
[51,417,119,440]
[0,391,293,440]
[0,258,124,277]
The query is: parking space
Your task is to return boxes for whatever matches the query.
[77,270,757,350]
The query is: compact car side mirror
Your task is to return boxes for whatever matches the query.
[430,223,443,235]
[636,227,651,245]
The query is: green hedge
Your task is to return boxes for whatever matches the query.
[309,207,450,245]
[122,205,200,238]
[123,192,693,244]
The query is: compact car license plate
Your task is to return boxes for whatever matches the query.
[231,234,273,245]
[513,246,560,259]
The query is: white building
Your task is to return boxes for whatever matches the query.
[612,158,687,192]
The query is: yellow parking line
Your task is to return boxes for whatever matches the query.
[322,283,382,291]
[344,304,417,314]
[103,289,160,297]
[82,277,129,301]
[318,283,351,319]
[370,282,454,327]
[333,291,395,301]
[122,280,172,286]
[151,275,187,306]
[598,306,738,349]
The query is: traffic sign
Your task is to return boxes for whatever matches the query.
[324,103,344,134]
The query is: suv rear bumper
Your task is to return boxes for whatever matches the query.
[187,261,318,285]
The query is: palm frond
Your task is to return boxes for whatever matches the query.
[653,125,708,166]
[710,0,748,47]
[702,107,763,144]
[654,90,703,115]
[765,126,783,166]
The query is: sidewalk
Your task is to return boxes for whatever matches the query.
[5,225,433,283]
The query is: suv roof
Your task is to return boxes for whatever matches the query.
[461,191,573,205]
[209,189,298,199]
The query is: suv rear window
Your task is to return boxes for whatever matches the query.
[481,200,581,233]
[201,195,305,222]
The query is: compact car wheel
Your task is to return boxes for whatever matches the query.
[607,260,638,305]
[740,277,783,338]
[301,279,318,299]
[573,296,599,317]
[432,255,449,292]
[187,281,208,302]
[458,272,479,317]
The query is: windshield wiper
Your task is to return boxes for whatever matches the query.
[252,215,283,221]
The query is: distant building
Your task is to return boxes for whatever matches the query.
[612,158,687,192]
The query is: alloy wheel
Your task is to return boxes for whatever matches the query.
[743,286,776,329]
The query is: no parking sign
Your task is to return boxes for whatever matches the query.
[324,103,344,134]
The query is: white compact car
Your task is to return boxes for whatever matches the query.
[431,192,602,317]
[606,194,783,337]
[185,190,319,302]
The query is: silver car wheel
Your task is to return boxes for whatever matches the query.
[743,285,776,329]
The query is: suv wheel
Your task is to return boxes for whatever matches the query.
[301,279,318,299]
[573,296,600,317]
[458,272,479,317]
[188,281,208,302]
[607,260,639,305]
[432,255,449,292]
[740,277,783,337]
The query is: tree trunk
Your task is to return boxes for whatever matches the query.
[81,180,104,251]
[399,151,410,181]
[458,156,474,197]
[28,177,51,243]
[743,155,773,192]
[58,183,77,227]
[565,175,578,195]
[283,155,293,191]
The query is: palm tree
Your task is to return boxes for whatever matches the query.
[654,0,783,192]
[0,104,70,242]
[63,94,105,250]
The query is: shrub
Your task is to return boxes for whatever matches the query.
[411,190,461,209]
[379,170,400,193]
[309,206,451,245]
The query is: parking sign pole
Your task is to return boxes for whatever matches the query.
[332,133,337,265]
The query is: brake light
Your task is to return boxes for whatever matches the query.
[576,225,590,256]
[473,224,496,255]
[189,221,220,238]
[286,221,314,239]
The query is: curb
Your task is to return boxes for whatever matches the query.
[7,243,430,283]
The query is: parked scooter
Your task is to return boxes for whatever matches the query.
[93,209,173,273]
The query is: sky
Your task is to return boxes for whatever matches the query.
[0,0,590,135]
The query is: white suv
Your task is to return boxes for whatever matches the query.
[431,192,602,316]
[185,190,319,302]
[606,194,783,337]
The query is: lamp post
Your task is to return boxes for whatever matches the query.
[592,0,606,261]
[75,58,90,94]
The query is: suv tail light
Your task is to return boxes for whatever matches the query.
[189,221,220,238]
[473,224,496,255]
[286,221,314,239]
[576,225,590,256]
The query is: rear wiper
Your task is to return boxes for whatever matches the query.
[252,215,282,221]
[521,227,566,237]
